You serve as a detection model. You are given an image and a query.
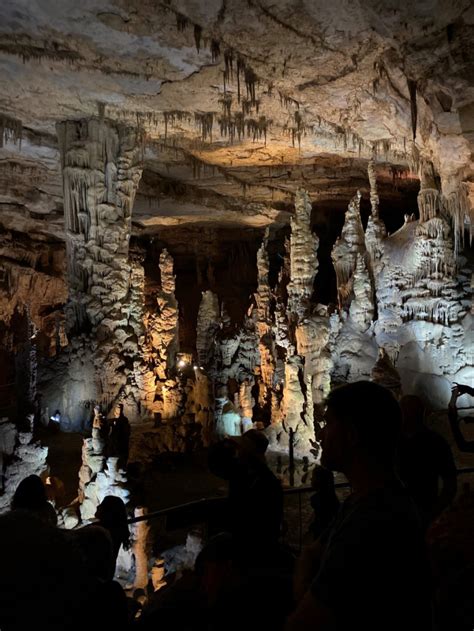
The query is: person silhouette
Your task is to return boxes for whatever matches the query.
[448,383,474,453]
[288,381,432,631]
[108,404,131,468]
[11,474,57,526]
[398,395,457,527]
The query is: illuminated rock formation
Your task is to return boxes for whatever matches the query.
[196,290,220,368]
[365,159,386,279]
[349,253,374,331]
[254,231,275,405]
[287,189,319,321]
[0,422,48,514]
[332,191,366,312]
[55,118,143,423]
[79,428,129,521]
[280,356,313,453]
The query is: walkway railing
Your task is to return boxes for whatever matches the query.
[127,467,474,553]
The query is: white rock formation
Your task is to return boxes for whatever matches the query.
[0,423,49,514]
[280,356,313,454]
[79,428,129,521]
[52,118,143,424]
[332,190,367,312]
[349,253,374,331]
[287,189,319,320]
[371,348,402,399]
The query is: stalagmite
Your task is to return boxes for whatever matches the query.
[365,159,387,278]
[79,428,129,521]
[196,290,220,368]
[281,356,313,453]
[254,230,275,406]
[349,254,374,330]
[56,118,143,422]
[132,507,150,590]
[144,248,179,419]
[287,189,319,320]
[332,191,367,311]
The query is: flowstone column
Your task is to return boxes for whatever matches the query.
[287,189,319,321]
[57,118,143,418]
[254,230,275,409]
[274,189,321,455]
[331,191,366,312]
[365,158,386,279]
[144,249,180,419]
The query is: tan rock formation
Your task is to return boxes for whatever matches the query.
[287,189,319,321]
[332,191,366,312]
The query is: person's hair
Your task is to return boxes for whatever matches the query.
[240,429,269,455]
[73,526,115,582]
[311,464,336,493]
[400,395,425,425]
[95,496,130,549]
[12,475,48,511]
[207,439,238,479]
[325,381,401,466]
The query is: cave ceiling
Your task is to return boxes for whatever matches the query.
[0,0,473,241]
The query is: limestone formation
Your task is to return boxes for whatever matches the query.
[349,254,374,331]
[332,191,366,312]
[365,159,387,279]
[79,428,129,521]
[280,356,313,454]
[0,422,49,514]
[196,290,220,368]
[132,507,150,590]
[0,3,473,464]
[254,231,275,404]
[287,189,319,321]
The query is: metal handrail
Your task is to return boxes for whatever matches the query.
[126,468,474,525]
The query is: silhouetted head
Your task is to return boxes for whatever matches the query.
[319,381,401,474]
[208,439,239,480]
[95,496,130,548]
[400,395,425,435]
[12,475,48,511]
[311,465,336,494]
[73,525,114,582]
[233,429,269,463]
[96,496,126,526]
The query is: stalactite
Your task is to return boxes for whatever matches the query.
[193,24,202,52]
[407,78,418,140]
[445,182,473,254]
[194,112,214,142]
[417,188,441,223]
[0,114,22,148]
